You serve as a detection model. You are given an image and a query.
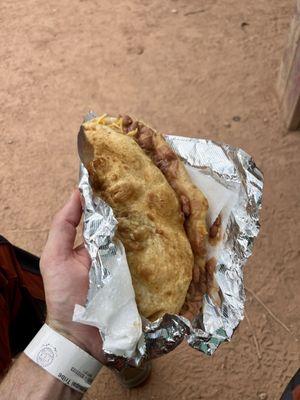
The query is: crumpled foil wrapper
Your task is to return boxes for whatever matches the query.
[77,122,263,366]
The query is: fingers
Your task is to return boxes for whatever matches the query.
[45,189,83,259]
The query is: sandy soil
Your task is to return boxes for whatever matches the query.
[1,0,299,399]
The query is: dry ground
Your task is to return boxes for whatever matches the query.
[0,0,299,399]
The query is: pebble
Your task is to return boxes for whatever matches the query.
[233,115,241,122]
[241,22,250,29]
[136,46,144,55]
[263,118,269,123]
[127,46,144,55]
[171,9,178,13]
[8,139,14,144]
[258,392,268,400]
[224,122,231,128]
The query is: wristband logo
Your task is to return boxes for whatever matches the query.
[36,345,55,367]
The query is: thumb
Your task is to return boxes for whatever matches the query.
[45,189,82,260]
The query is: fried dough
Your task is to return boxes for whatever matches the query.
[81,117,194,321]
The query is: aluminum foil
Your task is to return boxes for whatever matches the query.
[77,120,263,366]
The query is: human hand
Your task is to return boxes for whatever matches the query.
[40,189,104,362]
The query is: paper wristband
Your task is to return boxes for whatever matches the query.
[24,324,102,393]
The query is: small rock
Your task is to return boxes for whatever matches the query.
[8,139,14,144]
[136,46,144,55]
[232,115,241,122]
[127,46,144,55]
[241,22,249,29]
[263,118,268,123]
[224,122,231,128]
[171,9,178,13]
[258,392,268,400]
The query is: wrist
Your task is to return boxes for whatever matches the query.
[24,324,102,395]
[46,319,102,362]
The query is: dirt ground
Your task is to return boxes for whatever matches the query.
[1,0,299,399]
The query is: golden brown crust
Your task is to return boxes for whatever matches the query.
[127,125,208,266]
[81,118,194,321]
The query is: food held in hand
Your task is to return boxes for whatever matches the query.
[79,114,221,320]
